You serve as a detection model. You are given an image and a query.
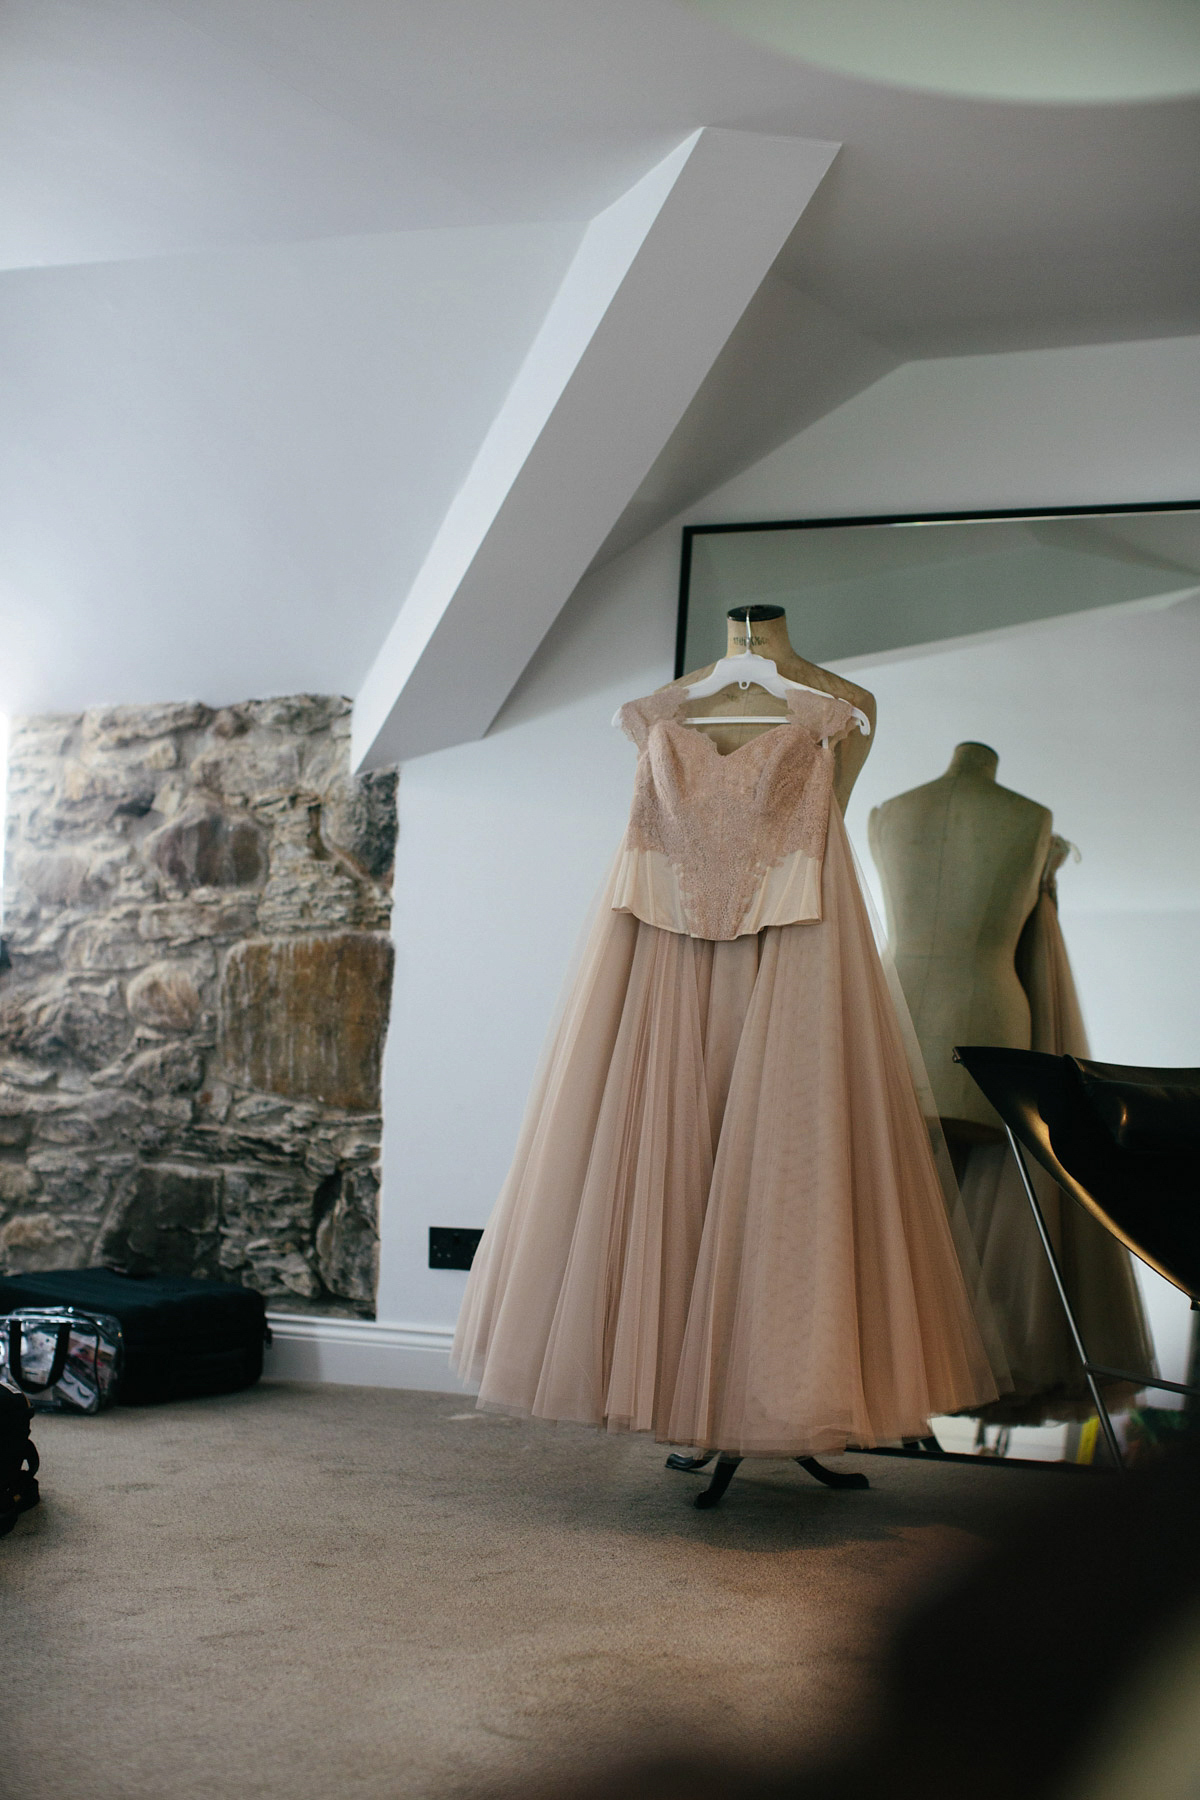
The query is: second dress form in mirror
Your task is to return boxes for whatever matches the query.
[870,746,1154,1427]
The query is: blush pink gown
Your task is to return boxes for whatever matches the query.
[452,686,1002,1455]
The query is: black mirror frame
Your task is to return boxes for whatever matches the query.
[674,499,1200,679]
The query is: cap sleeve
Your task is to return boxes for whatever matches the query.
[617,700,652,749]
[617,688,680,749]
[786,689,861,746]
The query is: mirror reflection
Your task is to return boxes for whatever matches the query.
[679,506,1200,1465]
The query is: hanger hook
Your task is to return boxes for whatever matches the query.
[739,608,753,686]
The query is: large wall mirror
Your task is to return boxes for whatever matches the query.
[677,503,1200,1466]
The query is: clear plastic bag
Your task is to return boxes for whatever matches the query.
[0,1308,124,1413]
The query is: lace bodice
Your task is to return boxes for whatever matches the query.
[613,684,860,941]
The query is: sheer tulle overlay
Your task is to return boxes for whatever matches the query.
[960,874,1155,1425]
[452,806,1001,1455]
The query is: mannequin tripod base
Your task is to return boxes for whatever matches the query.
[665,1450,872,1508]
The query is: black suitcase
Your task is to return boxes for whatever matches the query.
[0,1270,268,1405]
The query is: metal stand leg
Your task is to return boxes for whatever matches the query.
[796,1456,870,1489]
[1005,1128,1125,1472]
[669,1451,870,1501]
[696,1454,742,1508]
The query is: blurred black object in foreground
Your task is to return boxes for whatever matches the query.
[492,1437,1200,1800]
[860,1435,1200,1800]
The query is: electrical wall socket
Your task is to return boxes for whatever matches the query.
[428,1227,484,1271]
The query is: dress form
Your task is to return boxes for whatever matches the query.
[674,605,877,809]
[868,743,1051,1147]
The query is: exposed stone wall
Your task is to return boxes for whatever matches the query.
[0,696,396,1316]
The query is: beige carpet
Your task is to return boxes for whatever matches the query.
[0,1381,1055,1800]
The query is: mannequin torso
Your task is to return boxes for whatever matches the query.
[868,744,1052,1132]
[670,606,877,809]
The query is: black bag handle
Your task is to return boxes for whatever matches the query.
[7,1319,72,1394]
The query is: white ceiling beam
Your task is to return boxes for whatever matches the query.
[352,127,838,769]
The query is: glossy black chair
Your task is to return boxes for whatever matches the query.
[955,1045,1200,1468]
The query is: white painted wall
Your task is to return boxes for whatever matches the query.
[376,524,679,1335]
[0,710,8,931]
[0,221,582,717]
[371,331,1200,1400]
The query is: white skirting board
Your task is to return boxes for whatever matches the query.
[264,1312,468,1394]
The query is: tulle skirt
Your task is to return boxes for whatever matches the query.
[451,808,1001,1455]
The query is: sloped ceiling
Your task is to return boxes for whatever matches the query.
[1,0,1198,726]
